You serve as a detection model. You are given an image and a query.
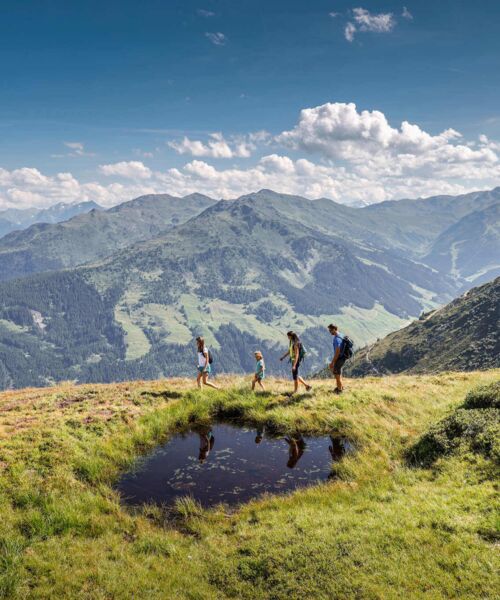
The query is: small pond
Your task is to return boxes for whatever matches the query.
[116,423,353,508]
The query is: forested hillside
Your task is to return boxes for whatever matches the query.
[0,192,456,389]
[0,187,498,389]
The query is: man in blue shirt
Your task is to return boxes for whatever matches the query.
[328,324,345,394]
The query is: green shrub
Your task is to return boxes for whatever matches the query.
[408,381,500,467]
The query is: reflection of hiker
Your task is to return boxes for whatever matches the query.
[285,434,306,468]
[198,429,215,463]
[280,332,312,396]
[328,324,352,394]
[255,427,264,444]
[251,350,266,391]
[196,336,219,390]
[329,436,345,461]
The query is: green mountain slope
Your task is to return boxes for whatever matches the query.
[360,186,500,256]
[1,187,498,288]
[0,193,215,281]
[0,195,455,389]
[346,277,500,376]
[424,202,500,286]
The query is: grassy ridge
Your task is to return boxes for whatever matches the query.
[0,371,499,598]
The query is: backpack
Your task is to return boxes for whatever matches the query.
[207,349,214,365]
[340,336,354,360]
[298,342,306,362]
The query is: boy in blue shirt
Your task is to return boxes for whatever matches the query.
[328,324,345,394]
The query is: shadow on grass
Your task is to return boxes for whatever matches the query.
[141,390,184,400]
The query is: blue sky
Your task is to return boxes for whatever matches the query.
[1,0,499,208]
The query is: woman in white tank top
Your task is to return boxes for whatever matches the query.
[196,336,219,390]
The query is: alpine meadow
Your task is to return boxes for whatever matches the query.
[0,1,499,599]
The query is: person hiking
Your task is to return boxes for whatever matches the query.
[328,324,346,394]
[196,336,219,390]
[280,331,312,395]
[251,350,266,392]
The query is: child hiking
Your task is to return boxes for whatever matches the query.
[252,350,266,391]
[280,331,312,396]
[196,336,220,390]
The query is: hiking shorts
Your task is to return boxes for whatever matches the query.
[332,357,346,375]
[198,365,211,375]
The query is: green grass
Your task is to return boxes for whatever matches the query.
[0,371,498,598]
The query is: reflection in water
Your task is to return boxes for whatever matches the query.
[196,427,215,463]
[116,424,354,508]
[285,434,306,469]
[255,427,264,445]
[329,436,353,461]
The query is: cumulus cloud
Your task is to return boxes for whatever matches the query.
[0,167,156,210]
[168,133,257,159]
[2,102,500,210]
[99,161,153,179]
[276,102,467,161]
[205,32,226,46]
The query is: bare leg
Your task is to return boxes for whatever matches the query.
[196,371,202,389]
[257,379,265,391]
[202,372,219,390]
[293,379,299,394]
[251,376,256,391]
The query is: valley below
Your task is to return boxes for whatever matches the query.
[1,187,498,390]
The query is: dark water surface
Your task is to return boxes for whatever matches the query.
[116,423,352,508]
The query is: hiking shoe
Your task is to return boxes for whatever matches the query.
[306,385,312,392]
[332,388,343,395]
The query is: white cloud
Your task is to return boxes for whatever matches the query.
[2,103,500,210]
[343,7,397,41]
[168,133,256,158]
[402,6,413,20]
[276,102,467,160]
[197,9,215,17]
[345,22,356,42]
[0,167,156,210]
[329,11,340,18]
[205,32,226,46]
[61,142,95,158]
[352,7,395,33]
[99,161,152,179]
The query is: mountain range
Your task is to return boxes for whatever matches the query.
[0,187,498,389]
[0,201,101,238]
[0,193,215,282]
[346,277,499,376]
